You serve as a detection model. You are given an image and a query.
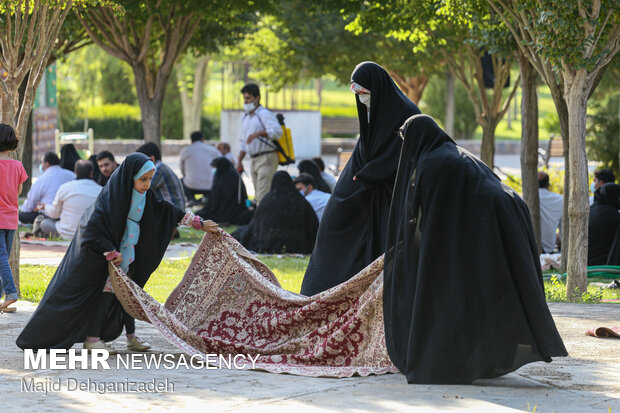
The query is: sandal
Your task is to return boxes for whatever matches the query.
[83,340,118,355]
[0,299,17,313]
[127,336,151,352]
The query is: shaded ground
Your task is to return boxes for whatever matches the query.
[1,302,618,412]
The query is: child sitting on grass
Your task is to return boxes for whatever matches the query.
[0,124,28,313]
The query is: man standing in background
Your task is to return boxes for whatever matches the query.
[236,83,282,204]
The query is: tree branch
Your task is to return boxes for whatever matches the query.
[499,72,521,119]
[77,10,131,62]
[588,10,612,58]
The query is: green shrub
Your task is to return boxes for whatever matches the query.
[162,69,183,139]
[65,102,220,140]
[86,103,141,119]
[502,165,568,196]
[200,114,220,140]
[100,59,137,105]
[587,93,619,178]
[66,104,143,139]
[545,275,603,303]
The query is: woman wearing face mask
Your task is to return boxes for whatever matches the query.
[300,62,420,296]
[17,153,219,353]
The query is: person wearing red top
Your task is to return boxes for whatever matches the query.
[0,124,28,313]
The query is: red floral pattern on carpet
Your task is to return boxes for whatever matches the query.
[109,229,398,377]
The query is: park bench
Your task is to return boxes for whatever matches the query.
[539,134,564,167]
[322,117,359,136]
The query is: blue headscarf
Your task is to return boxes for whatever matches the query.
[119,160,155,273]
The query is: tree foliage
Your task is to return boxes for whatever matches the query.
[348,0,520,167]
[76,0,266,144]
[227,1,442,103]
[488,0,620,297]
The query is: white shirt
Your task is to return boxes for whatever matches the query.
[239,106,282,156]
[22,165,75,212]
[304,189,330,223]
[539,188,563,253]
[44,179,102,239]
[320,171,337,192]
[180,141,222,190]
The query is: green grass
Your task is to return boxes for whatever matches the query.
[258,255,309,293]
[171,225,239,245]
[21,258,617,305]
[19,254,310,304]
[544,275,620,303]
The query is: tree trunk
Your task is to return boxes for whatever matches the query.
[519,55,541,252]
[133,64,165,145]
[480,120,499,169]
[547,86,570,271]
[564,71,590,299]
[179,56,209,140]
[445,71,455,137]
[22,111,33,196]
[316,78,323,107]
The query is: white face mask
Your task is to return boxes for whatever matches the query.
[358,94,371,108]
[243,101,257,113]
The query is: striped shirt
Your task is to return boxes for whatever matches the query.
[151,161,186,211]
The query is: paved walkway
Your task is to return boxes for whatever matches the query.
[19,240,197,266]
[1,302,618,412]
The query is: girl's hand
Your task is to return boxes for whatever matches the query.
[111,252,123,265]
[202,220,219,233]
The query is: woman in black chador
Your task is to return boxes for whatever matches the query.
[588,183,620,265]
[300,62,420,296]
[196,157,253,226]
[383,114,567,384]
[17,153,217,352]
[59,144,82,172]
[232,171,318,254]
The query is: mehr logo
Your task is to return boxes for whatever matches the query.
[24,349,110,370]
[24,349,261,370]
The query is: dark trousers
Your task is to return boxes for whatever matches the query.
[182,179,210,201]
[87,292,135,338]
[19,211,41,224]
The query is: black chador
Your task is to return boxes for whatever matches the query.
[383,115,567,384]
[232,171,318,254]
[17,153,185,350]
[300,62,420,296]
[196,157,253,226]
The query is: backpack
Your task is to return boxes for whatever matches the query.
[274,113,295,166]
[256,111,295,166]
